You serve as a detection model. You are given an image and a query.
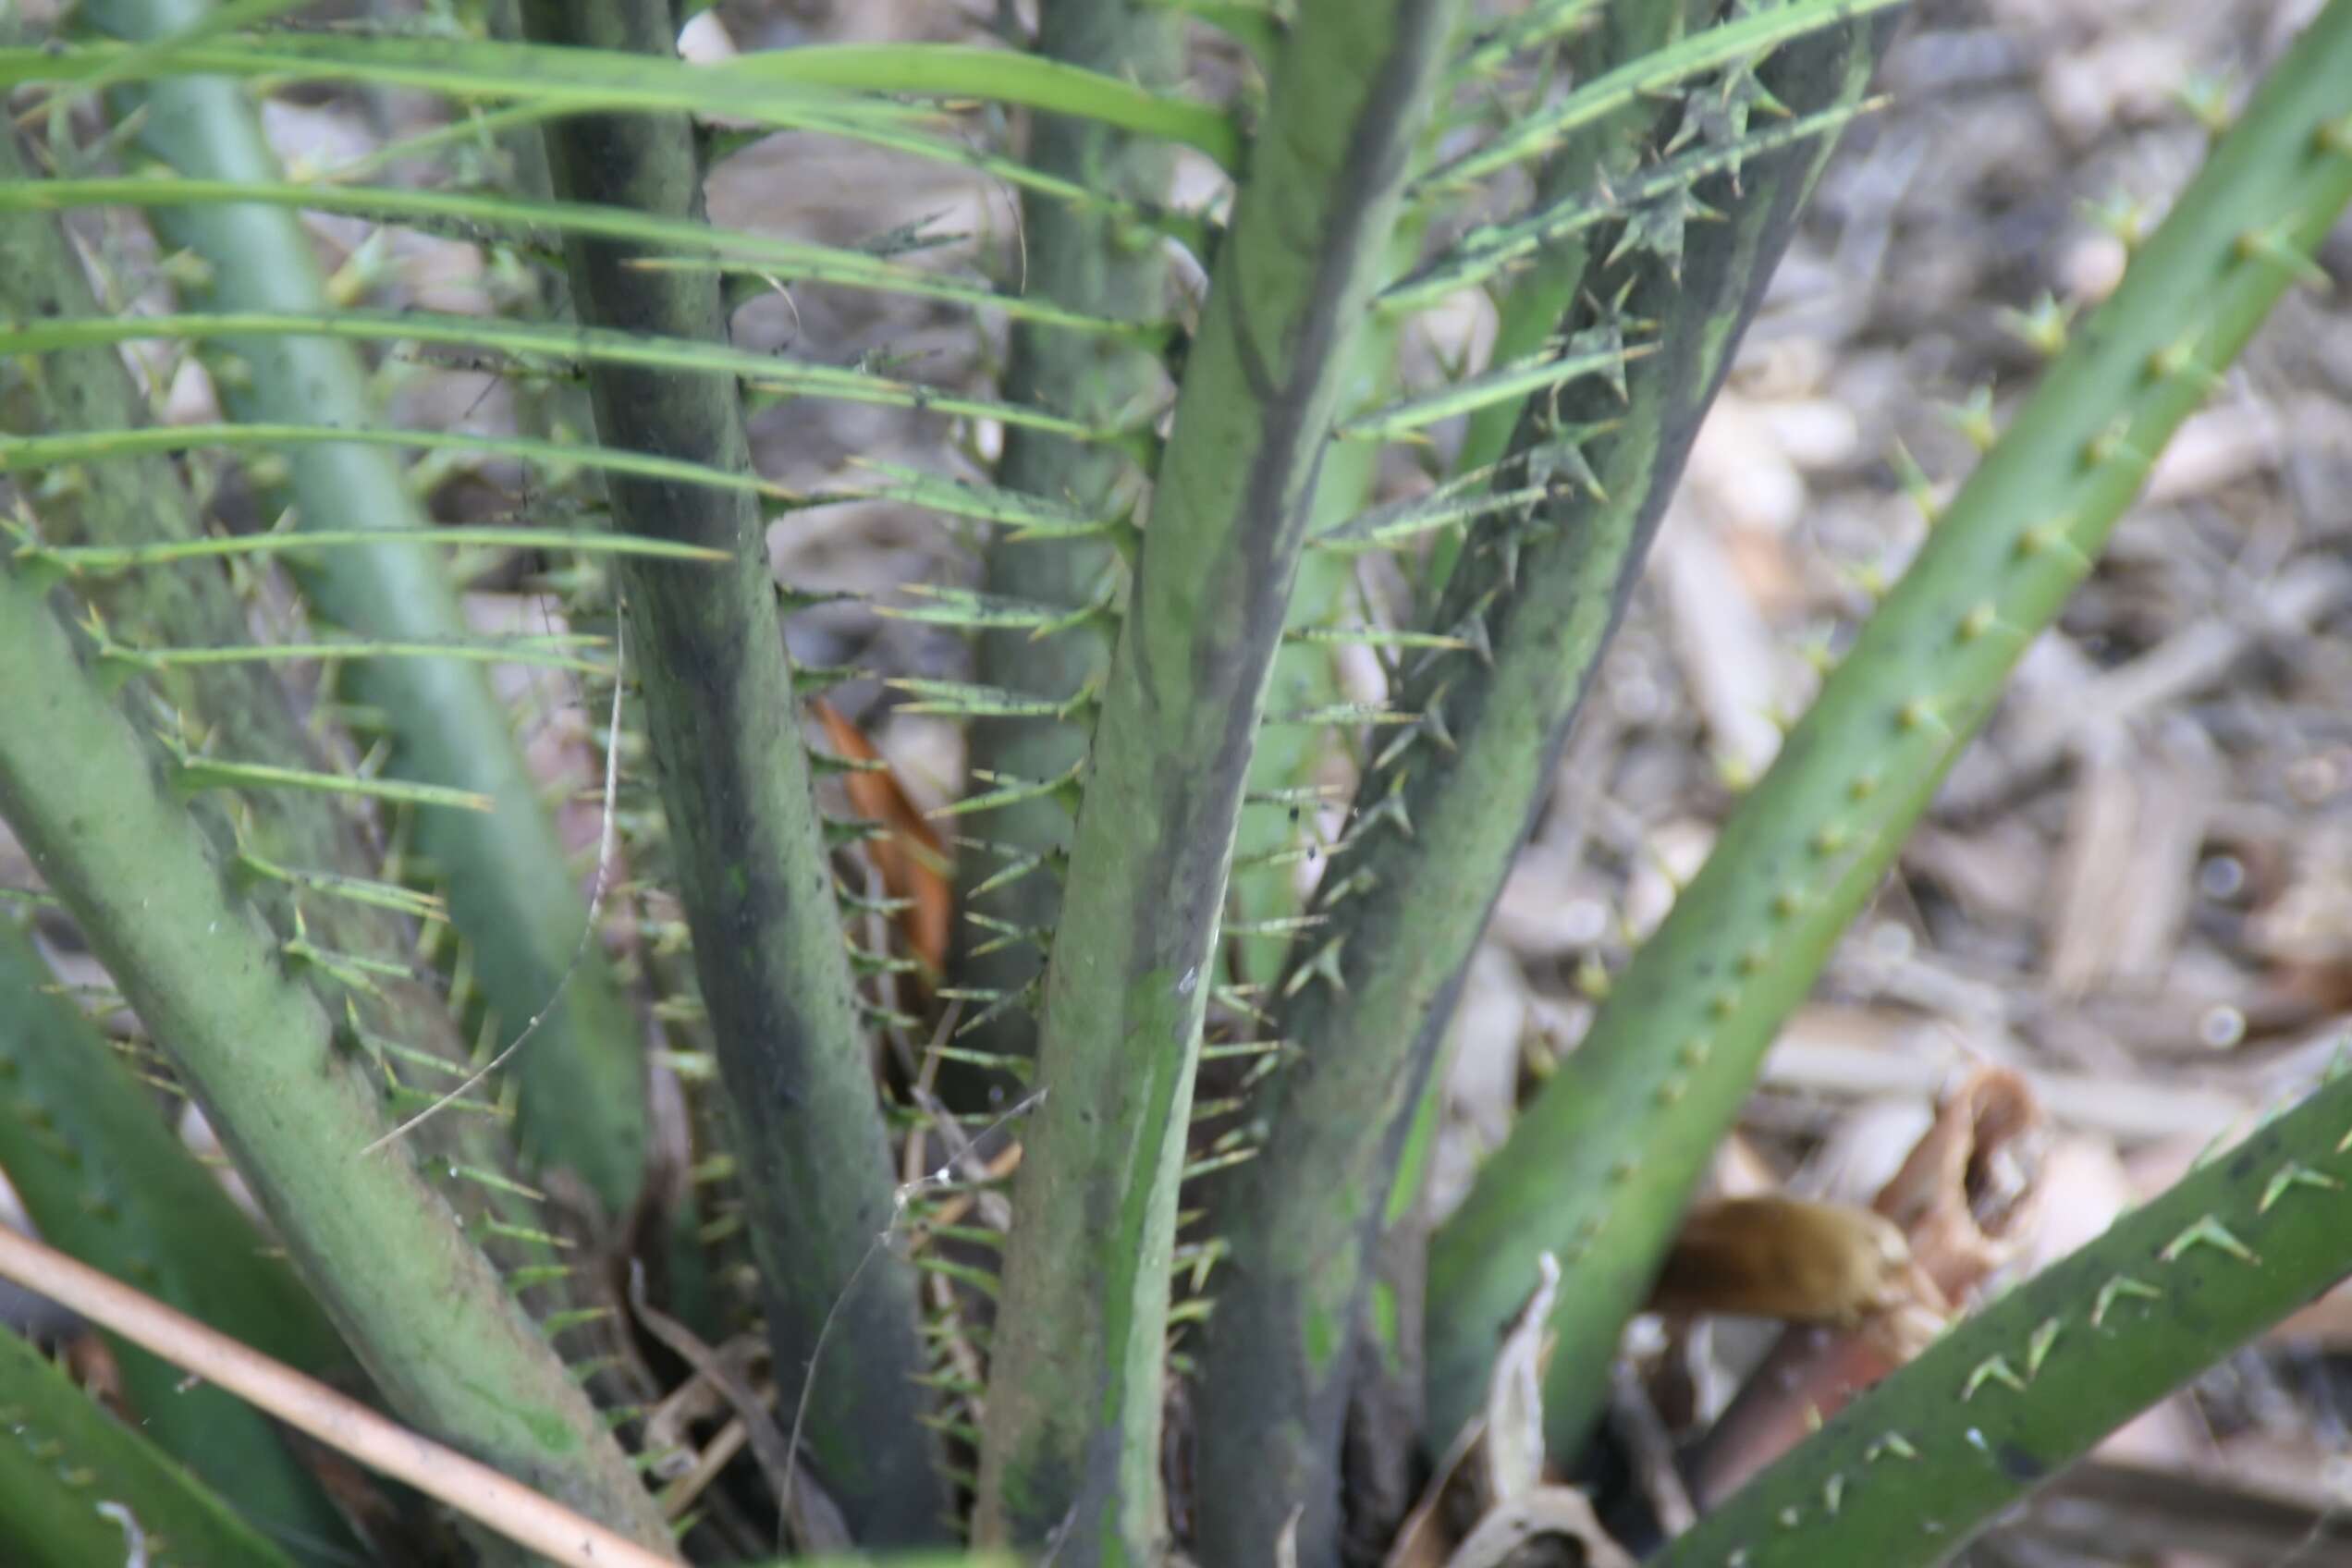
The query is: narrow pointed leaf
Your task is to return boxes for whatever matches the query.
[0,1327,300,1568]
[0,920,353,1561]
[0,32,1240,166]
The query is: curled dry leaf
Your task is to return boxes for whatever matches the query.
[1484,1250,1562,1506]
[811,696,953,978]
[1439,1487,1637,1568]
[1870,1064,2046,1305]
[1691,1067,2047,1507]
[1385,1253,1567,1568]
[1385,1257,1636,1568]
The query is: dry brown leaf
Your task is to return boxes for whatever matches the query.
[812,697,952,979]
[1383,1253,1562,1568]
[1440,1487,1636,1568]
[1870,1065,2046,1305]
[1483,1251,1561,1507]
[1691,1069,2049,1505]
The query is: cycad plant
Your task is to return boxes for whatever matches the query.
[2,1,2349,1566]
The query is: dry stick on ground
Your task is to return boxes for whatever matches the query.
[625,1259,851,1553]
[0,1226,672,1568]
[778,1083,1047,1534]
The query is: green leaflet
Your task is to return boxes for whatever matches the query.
[0,919,354,1562]
[0,33,1240,166]
[0,1327,300,1568]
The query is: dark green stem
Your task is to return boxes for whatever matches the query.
[950,0,1180,1083]
[973,1,1470,1559]
[515,0,944,1538]
[1189,20,1893,1564]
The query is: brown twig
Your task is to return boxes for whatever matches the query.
[625,1259,850,1551]
[0,1225,677,1568]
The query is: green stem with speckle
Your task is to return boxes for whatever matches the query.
[0,561,673,1553]
[1428,0,2352,1462]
